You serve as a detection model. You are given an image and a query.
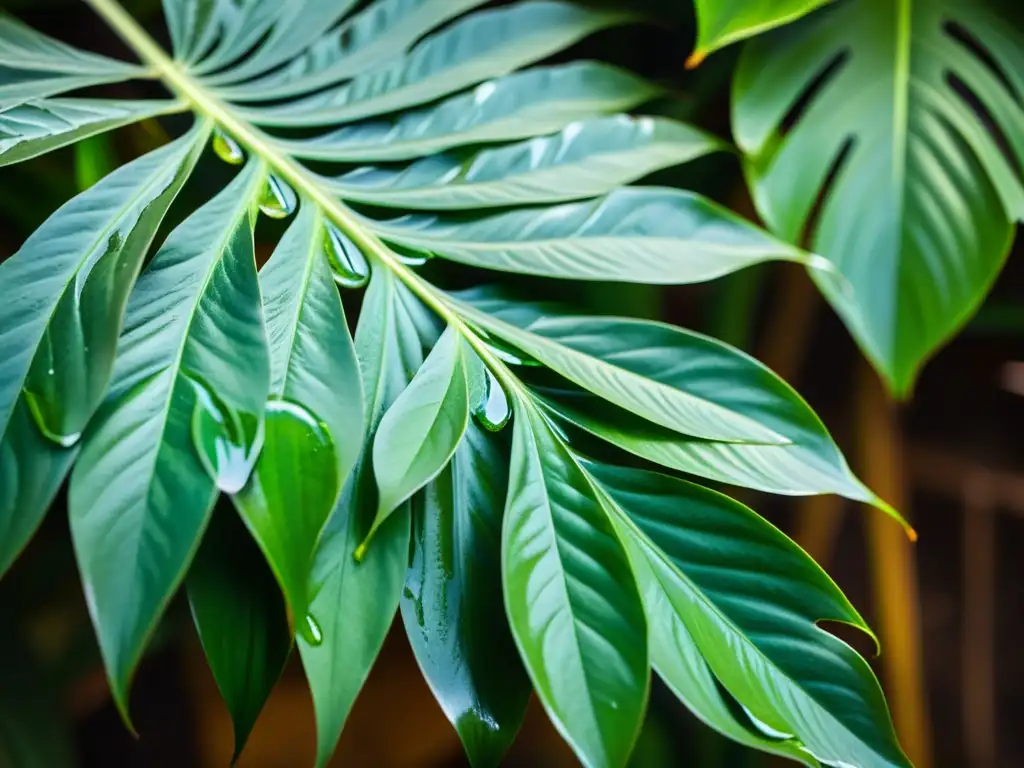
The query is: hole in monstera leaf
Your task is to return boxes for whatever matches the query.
[945,71,1023,186]
[943,21,1022,106]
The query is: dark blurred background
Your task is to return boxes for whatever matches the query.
[1,0,1022,766]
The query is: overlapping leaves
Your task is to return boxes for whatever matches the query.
[0,1,913,767]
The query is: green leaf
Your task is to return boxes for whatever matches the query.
[161,0,219,63]
[459,291,884,506]
[0,98,181,168]
[503,399,648,768]
[590,462,911,768]
[323,116,724,209]
[275,62,661,163]
[69,159,270,722]
[364,326,469,551]
[639,570,821,767]
[187,499,292,762]
[733,0,1024,393]
[691,0,831,59]
[401,419,530,767]
[238,1,631,127]
[260,204,364,493]
[458,300,789,445]
[376,188,818,283]
[0,15,144,107]
[298,269,437,768]
[0,127,205,578]
[233,399,341,642]
[197,0,357,84]
[207,0,489,97]
[0,401,78,577]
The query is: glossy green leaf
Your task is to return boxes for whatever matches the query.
[69,160,270,722]
[234,399,340,643]
[275,62,661,163]
[376,188,818,284]
[187,499,292,762]
[0,16,144,107]
[458,290,883,506]
[401,419,530,767]
[161,0,219,62]
[366,327,469,549]
[299,269,438,768]
[260,204,364,491]
[590,462,910,768]
[691,0,831,59]
[0,402,78,578]
[0,128,206,578]
[459,300,789,445]
[503,399,648,768]
[0,98,181,168]
[238,2,631,127]
[638,563,821,767]
[208,0,488,97]
[733,0,1024,393]
[198,0,356,84]
[324,116,724,209]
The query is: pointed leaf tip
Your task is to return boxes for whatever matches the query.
[685,50,707,69]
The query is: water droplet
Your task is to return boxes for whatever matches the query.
[398,251,430,267]
[324,224,370,288]
[473,368,511,431]
[259,174,297,219]
[188,374,264,494]
[301,613,323,646]
[211,127,244,165]
[23,389,81,447]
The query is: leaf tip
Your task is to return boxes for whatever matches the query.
[684,50,707,69]
[353,540,369,563]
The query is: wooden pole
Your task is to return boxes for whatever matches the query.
[858,362,933,768]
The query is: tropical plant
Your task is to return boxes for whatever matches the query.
[0,0,954,766]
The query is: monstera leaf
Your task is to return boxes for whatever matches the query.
[0,1,911,766]
[734,0,1024,393]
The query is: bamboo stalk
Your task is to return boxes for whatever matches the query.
[858,362,933,768]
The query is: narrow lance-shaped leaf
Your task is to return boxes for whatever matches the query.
[239,1,632,127]
[187,499,292,762]
[324,115,725,210]
[274,62,661,163]
[198,0,356,85]
[233,205,366,640]
[733,0,1024,393]
[0,98,183,168]
[261,203,364,493]
[0,16,146,108]
[0,126,207,578]
[299,268,439,768]
[375,188,822,284]
[458,300,789,445]
[503,398,648,768]
[401,418,531,767]
[590,462,911,768]
[69,160,271,722]
[456,289,890,510]
[210,0,492,99]
[362,326,469,555]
